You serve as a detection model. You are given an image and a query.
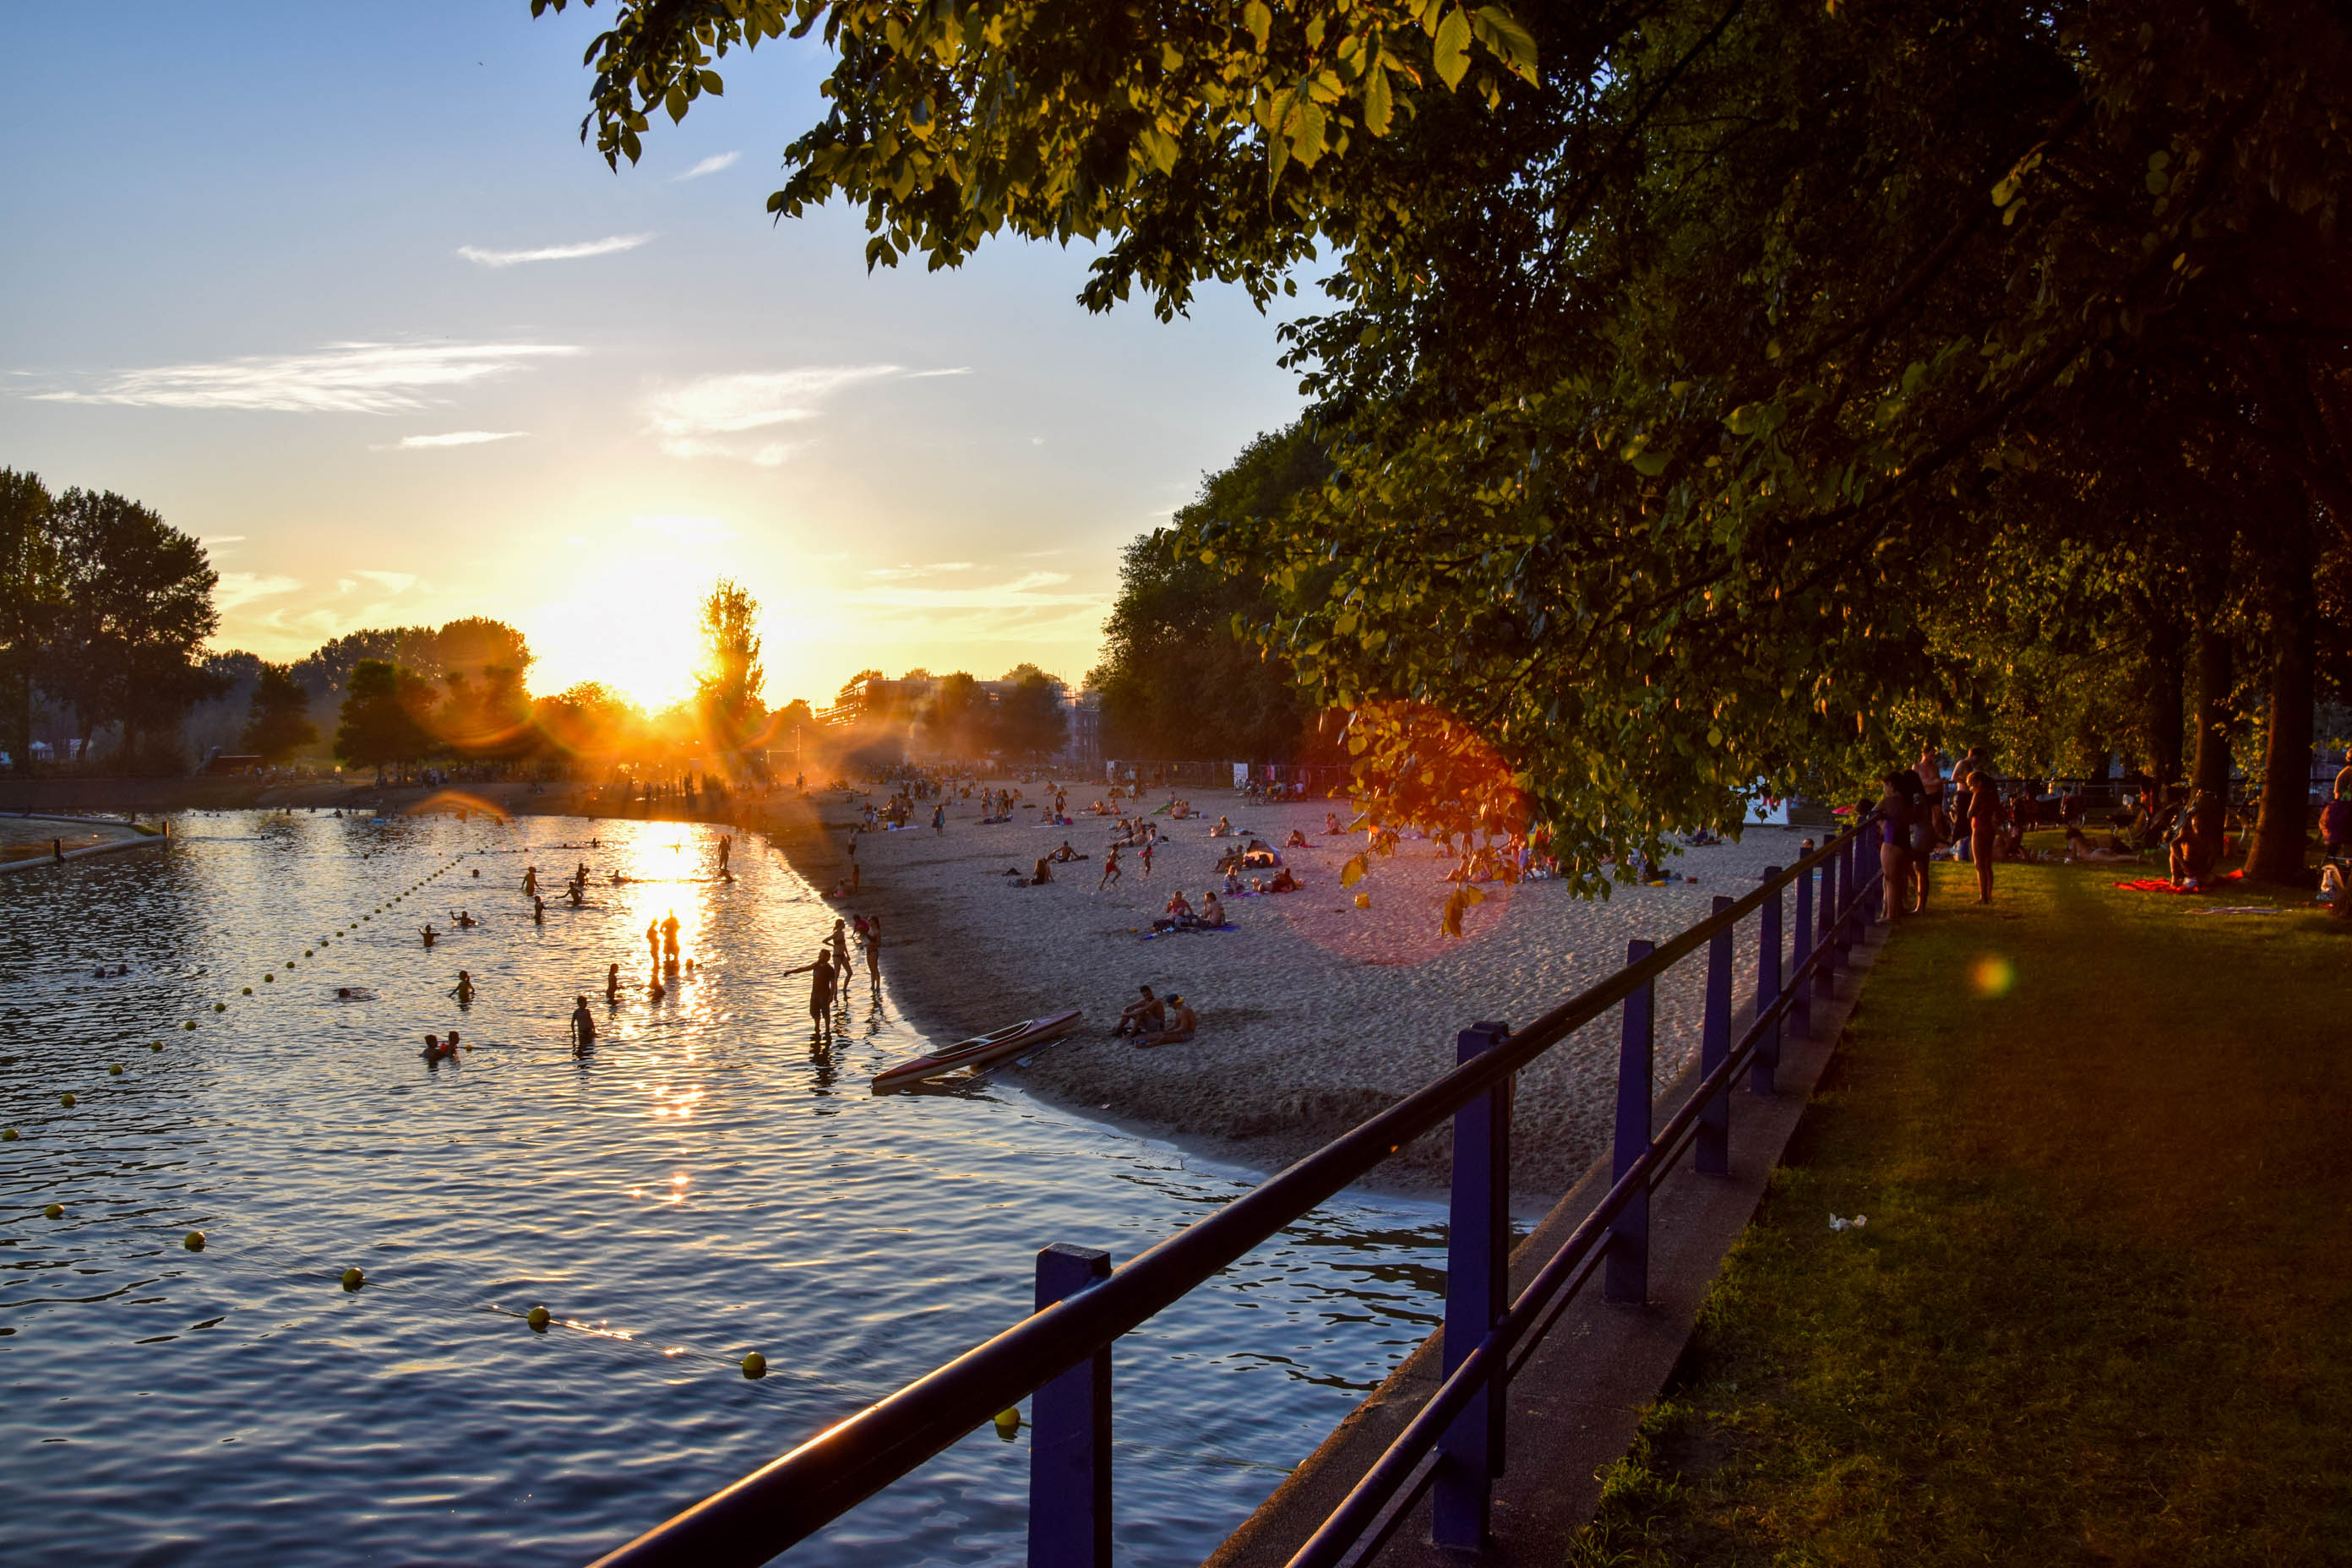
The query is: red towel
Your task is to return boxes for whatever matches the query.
[2112,869,2243,894]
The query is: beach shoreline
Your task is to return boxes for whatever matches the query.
[756,779,1811,1204]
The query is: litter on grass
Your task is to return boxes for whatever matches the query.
[1829,1213,1869,1233]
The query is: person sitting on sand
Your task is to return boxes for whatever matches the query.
[1165,889,1195,921]
[1285,828,1310,849]
[1138,994,1197,1048]
[1115,985,1165,1037]
[1200,891,1227,926]
[1325,812,1344,835]
[1050,841,1083,863]
[1031,856,1054,885]
[1267,866,1299,893]
[1209,814,1234,837]
[1223,867,1245,896]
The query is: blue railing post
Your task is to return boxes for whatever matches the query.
[1819,839,1841,997]
[1698,898,1733,1173]
[1434,1021,1511,1549]
[1606,941,1654,1305]
[1030,1244,1113,1568]
[1751,870,1783,1094]
[1791,861,1814,1037]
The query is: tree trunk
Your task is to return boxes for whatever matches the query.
[2142,607,2185,786]
[2190,622,2234,802]
[2247,543,2318,883]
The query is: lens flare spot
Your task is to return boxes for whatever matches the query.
[1969,954,2016,999]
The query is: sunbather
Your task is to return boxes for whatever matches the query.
[1137,994,1196,1048]
[1200,892,1226,926]
[1115,985,1165,1037]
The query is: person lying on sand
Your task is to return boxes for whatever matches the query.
[1115,985,1164,1037]
[1137,995,1196,1048]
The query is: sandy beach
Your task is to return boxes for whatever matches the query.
[774,782,1812,1201]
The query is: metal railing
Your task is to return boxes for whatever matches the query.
[584,818,1886,1568]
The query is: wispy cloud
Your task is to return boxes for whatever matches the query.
[389,430,526,449]
[906,367,974,378]
[214,572,302,611]
[646,366,903,461]
[351,569,420,594]
[847,569,1095,611]
[673,151,740,181]
[31,341,580,415]
[867,562,976,580]
[458,233,653,267]
[201,535,248,550]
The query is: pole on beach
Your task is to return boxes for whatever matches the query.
[1030,1244,1113,1568]
[1607,942,1654,1305]
[1434,1021,1511,1549]
[1699,898,1734,1172]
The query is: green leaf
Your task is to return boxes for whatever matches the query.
[1137,125,1179,174]
[1631,449,1669,477]
[1363,67,1395,136]
[1341,853,1369,888]
[1470,7,1538,82]
[700,69,724,95]
[1244,0,1272,52]
[1434,8,1472,90]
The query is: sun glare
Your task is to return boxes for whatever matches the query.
[525,549,716,711]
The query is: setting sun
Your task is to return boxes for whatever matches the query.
[524,532,727,712]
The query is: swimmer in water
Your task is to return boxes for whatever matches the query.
[567,881,585,906]
[447,1030,465,1053]
[449,970,476,1006]
[422,1032,454,1058]
[569,995,596,1054]
[421,924,438,948]
[533,896,546,925]
[523,865,539,897]
[455,910,477,928]
[606,963,622,1004]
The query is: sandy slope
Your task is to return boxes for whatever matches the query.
[793,785,1812,1201]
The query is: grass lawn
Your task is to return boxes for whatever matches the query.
[1572,858,2352,1566]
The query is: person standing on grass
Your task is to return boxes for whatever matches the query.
[1968,770,2001,903]
[1879,772,1914,922]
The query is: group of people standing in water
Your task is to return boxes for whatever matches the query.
[783,914,883,1041]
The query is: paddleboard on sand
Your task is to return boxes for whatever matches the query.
[870,1010,1083,1093]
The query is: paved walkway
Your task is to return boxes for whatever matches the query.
[1209,912,1887,1566]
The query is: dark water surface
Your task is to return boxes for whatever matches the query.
[0,812,1445,1566]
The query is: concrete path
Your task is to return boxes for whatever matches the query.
[1208,912,1887,1567]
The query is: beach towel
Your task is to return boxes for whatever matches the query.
[2111,869,2243,894]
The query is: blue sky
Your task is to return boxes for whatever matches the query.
[0,3,1304,709]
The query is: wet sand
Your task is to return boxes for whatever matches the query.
[770,784,1810,1200]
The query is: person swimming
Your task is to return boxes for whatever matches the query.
[606,962,622,1003]
[570,995,596,1054]
[422,1032,455,1058]
[454,910,478,928]
[420,924,438,947]
[533,896,546,925]
[449,970,476,1006]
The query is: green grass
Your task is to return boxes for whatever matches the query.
[1572,860,2352,1567]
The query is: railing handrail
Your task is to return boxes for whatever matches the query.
[585,821,1879,1568]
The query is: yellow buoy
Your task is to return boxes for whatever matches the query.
[184,1021,197,1030]
[2,1128,17,1141]
[264,975,274,983]
[184,1231,206,1252]
[150,1043,161,1051]
[59,1092,76,1108]
[108,1064,123,1076]
[45,1203,63,1220]
[215,1003,226,1012]
[526,1305,552,1332]
[993,1407,1021,1439]
[242,988,252,995]
[740,1352,768,1380]
[341,1267,365,1291]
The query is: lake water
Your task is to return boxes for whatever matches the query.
[0,811,1447,1566]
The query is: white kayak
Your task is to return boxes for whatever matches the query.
[870,1010,1083,1093]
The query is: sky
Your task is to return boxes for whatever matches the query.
[0,3,1305,712]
